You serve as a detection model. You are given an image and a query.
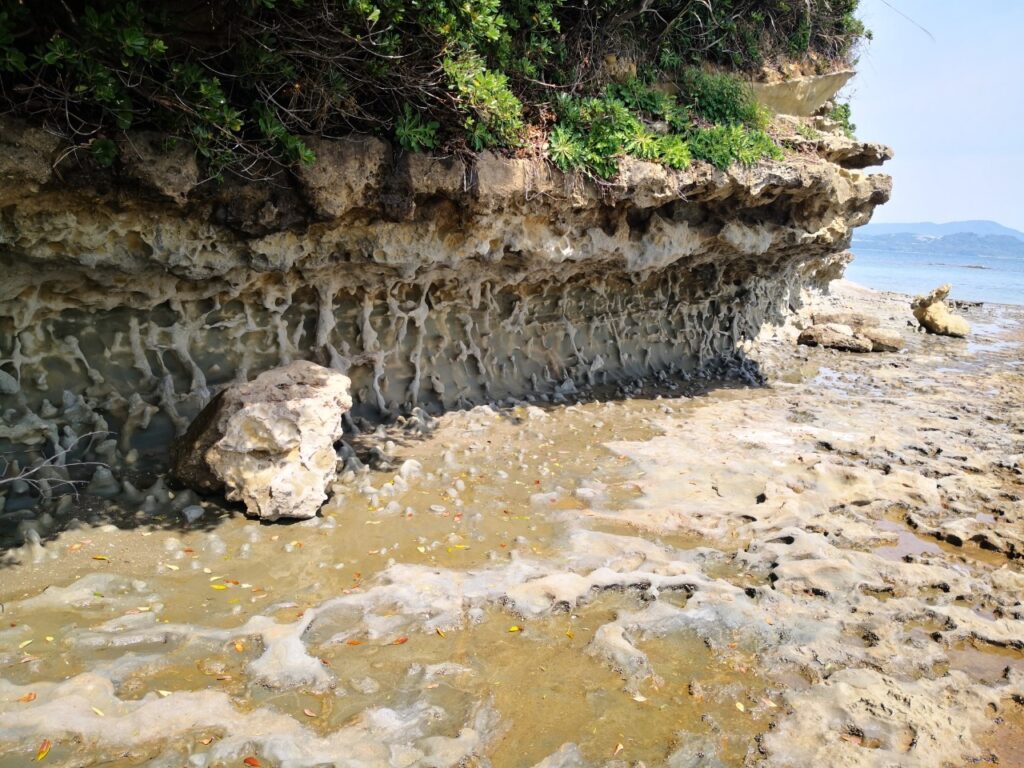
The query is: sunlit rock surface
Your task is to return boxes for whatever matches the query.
[0,117,890,481]
[169,360,352,520]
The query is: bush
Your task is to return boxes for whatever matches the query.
[829,101,857,138]
[0,0,864,177]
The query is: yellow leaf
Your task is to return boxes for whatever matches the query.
[211,584,227,590]
[234,641,245,653]
[165,564,179,571]
[565,629,574,639]
[435,628,446,638]
[36,739,52,760]
[91,555,108,561]
[735,702,745,712]
[508,626,522,633]
[18,640,33,649]
[91,706,105,717]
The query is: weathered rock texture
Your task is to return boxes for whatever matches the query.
[170,361,351,520]
[0,117,891,472]
[798,311,903,353]
[912,284,971,337]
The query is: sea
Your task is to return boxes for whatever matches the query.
[846,245,1024,306]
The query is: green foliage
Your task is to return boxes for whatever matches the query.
[689,124,783,169]
[443,51,524,148]
[395,104,440,152]
[829,101,856,138]
[0,0,862,177]
[795,122,821,140]
[680,69,766,128]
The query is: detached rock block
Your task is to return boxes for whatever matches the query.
[912,284,970,337]
[798,323,873,353]
[170,361,351,520]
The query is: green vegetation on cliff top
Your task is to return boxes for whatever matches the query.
[0,0,865,180]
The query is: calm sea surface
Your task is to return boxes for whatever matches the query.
[846,246,1024,305]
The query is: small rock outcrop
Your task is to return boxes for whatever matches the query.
[170,361,351,520]
[799,313,903,353]
[912,284,971,337]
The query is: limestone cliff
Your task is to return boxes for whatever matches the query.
[0,116,891,478]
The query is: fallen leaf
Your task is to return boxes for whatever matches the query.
[18,640,32,649]
[199,737,213,746]
[91,555,109,561]
[165,564,179,571]
[18,692,36,703]
[565,629,574,639]
[435,628,446,638]
[613,743,624,756]
[632,693,647,702]
[735,702,745,713]
[243,757,261,767]
[303,708,316,718]
[393,636,409,645]
[36,739,52,761]
[233,640,245,653]
[91,706,105,717]
[508,625,522,633]
[346,639,362,646]
[211,584,227,591]
[761,697,777,708]
[157,690,172,697]
[68,543,83,552]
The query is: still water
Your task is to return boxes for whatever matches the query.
[846,245,1024,305]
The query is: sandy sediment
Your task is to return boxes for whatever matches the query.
[0,281,1022,767]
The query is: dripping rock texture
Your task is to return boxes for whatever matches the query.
[0,119,891,469]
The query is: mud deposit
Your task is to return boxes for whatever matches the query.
[1,283,1022,767]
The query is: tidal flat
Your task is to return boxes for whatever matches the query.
[1,282,1022,767]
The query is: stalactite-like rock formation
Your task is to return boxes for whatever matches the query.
[0,118,891,475]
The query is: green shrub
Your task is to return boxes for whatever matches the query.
[0,0,863,177]
[395,105,440,153]
[680,69,766,128]
[829,101,857,138]
[689,125,783,169]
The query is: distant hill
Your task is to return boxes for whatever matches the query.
[852,231,1024,259]
[856,220,1024,241]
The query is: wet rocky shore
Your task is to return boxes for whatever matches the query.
[1,281,1022,767]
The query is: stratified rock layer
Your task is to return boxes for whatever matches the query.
[170,361,351,520]
[0,118,891,470]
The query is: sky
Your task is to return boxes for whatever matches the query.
[847,0,1024,231]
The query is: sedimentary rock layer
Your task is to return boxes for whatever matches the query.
[0,119,890,469]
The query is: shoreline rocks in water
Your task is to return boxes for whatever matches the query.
[912,283,971,337]
[169,361,351,520]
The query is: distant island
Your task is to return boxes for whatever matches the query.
[853,220,1024,260]
[856,219,1024,241]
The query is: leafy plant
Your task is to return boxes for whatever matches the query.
[395,104,440,152]
[829,101,857,138]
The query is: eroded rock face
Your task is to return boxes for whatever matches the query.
[170,361,351,520]
[912,284,971,337]
[0,117,891,473]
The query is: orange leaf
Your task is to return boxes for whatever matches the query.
[233,641,245,653]
[345,639,362,646]
[36,739,52,761]
[18,692,37,703]
[243,758,261,767]
[393,636,409,645]
[199,738,213,746]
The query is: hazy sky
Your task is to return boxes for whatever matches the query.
[847,0,1024,230]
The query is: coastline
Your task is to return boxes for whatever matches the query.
[1,280,1021,766]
